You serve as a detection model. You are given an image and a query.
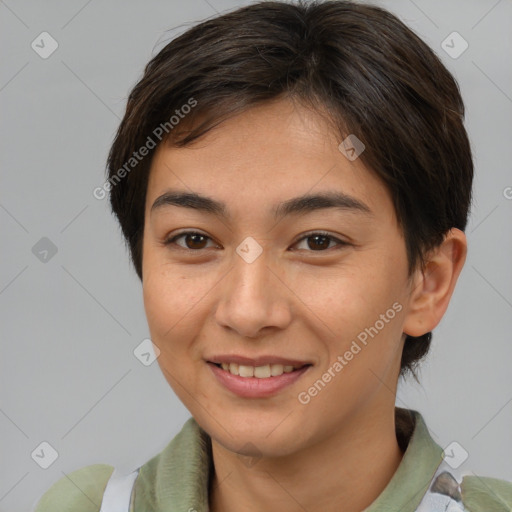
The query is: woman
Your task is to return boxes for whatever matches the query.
[33,1,512,510]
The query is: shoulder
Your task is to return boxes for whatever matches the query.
[32,463,114,512]
[461,474,512,512]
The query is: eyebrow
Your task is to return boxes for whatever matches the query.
[150,189,372,220]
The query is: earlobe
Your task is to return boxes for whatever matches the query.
[402,228,467,337]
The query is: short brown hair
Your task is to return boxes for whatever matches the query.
[107,0,473,377]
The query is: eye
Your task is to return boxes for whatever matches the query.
[292,231,348,252]
[164,230,348,252]
[164,231,218,251]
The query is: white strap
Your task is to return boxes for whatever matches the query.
[416,492,466,512]
[99,468,139,512]
[415,458,468,512]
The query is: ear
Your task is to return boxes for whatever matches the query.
[402,228,467,337]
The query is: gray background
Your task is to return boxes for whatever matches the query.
[1,0,511,510]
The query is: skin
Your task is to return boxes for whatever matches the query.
[142,98,467,512]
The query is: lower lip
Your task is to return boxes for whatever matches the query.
[207,362,311,398]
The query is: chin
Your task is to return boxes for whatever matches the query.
[205,412,310,457]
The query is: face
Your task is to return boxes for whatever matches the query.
[142,98,413,458]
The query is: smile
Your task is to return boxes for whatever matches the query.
[214,362,306,378]
[207,361,312,398]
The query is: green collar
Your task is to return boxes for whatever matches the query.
[365,408,443,511]
[133,407,443,511]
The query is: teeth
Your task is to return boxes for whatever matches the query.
[238,365,254,377]
[217,362,304,378]
[271,364,284,376]
[254,365,271,378]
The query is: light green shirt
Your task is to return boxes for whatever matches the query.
[33,408,512,511]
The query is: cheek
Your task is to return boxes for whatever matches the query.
[144,272,198,336]
[143,242,193,328]
[299,256,406,356]
[299,267,381,324]
[142,270,204,393]
[142,257,222,367]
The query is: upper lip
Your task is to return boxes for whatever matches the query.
[207,355,312,367]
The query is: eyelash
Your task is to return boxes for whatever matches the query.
[163,230,349,253]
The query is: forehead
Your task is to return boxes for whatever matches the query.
[145,99,393,222]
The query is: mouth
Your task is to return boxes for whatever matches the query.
[206,360,313,398]
[208,361,311,378]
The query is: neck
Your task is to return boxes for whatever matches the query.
[208,403,404,512]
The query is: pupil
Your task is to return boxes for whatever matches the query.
[187,234,206,249]
[309,235,329,250]
[184,234,329,250]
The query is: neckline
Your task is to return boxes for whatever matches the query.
[134,407,443,512]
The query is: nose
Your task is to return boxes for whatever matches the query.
[214,241,292,339]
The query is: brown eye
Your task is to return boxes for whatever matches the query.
[293,232,348,252]
[306,234,331,251]
[165,232,215,250]
[164,230,348,253]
